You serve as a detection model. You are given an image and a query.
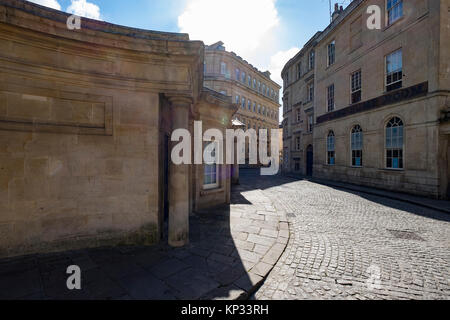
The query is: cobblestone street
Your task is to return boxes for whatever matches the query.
[246,171,450,300]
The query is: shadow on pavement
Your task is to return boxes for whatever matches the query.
[0,178,265,300]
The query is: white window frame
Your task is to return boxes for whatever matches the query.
[327,131,336,165]
[327,84,335,112]
[296,109,301,123]
[203,142,220,190]
[296,136,301,151]
[351,125,363,167]
[387,0,403,26]
[220,62,227,75]
[385,49,403,92]
[307,82,314,102]
[385,117,404,170]
[309,50,315,70]
[327,40,336,67]
[308,115,314,133]
[351,70,362,104]
[297,62,302,80]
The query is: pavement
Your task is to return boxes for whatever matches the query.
[252,172,450,300]
[0,174,289,300]
[288,174,450,214]
[1,170,449,300]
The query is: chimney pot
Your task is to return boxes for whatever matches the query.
[334,3,339,11]
[340,6,343,11]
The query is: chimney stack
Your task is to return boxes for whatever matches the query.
[332,3,343,22]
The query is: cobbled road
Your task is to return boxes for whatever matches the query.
[244,172,450,300]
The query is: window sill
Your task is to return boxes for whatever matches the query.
[325,63,335,71]
[351,166,363,169]
[383,16,404,32]
[201,187,224,196]
[383,85,403,95]
[380,168,405,173]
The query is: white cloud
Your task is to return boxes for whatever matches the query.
[179,0,300,123]
[67,0,101,20]
[267,47,299,123]
[26,0,61,10]
[267,47,299,87]
[178,0,279,65]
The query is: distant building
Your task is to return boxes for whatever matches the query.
[281,32,321,175]
[282,0,450,199]
[204,42,281,164]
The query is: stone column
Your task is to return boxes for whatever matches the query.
[168,96,192,247]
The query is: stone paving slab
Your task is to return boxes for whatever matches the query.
[0,182,288,300]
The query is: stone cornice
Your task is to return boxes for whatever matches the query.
[0,5,204,97]
[316,82,429,125]
[205,50,281,89]
[204,76,281,107]
[0,0,203,57]
[0,0,187,40]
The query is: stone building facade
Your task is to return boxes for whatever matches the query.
[281,33,321,175]
[282,0,450,199]
[204,42,281,163]
[0,0,237,257]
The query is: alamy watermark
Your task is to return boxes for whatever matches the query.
[366,5,382,30]
[366,264,382,291]
[66,265,81,290]
[171,121,280,176]
[66,15,81,30]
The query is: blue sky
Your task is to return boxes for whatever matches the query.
[28,0,351,122]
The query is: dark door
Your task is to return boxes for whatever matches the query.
[306,145,313,176]
[162,134,169,239]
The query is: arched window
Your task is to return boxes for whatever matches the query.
[386,117,404,169]
[351,125,363,167]
[327,131,335,165]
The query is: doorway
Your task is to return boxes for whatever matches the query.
[162,134,169,240]
[306,145,313,176]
